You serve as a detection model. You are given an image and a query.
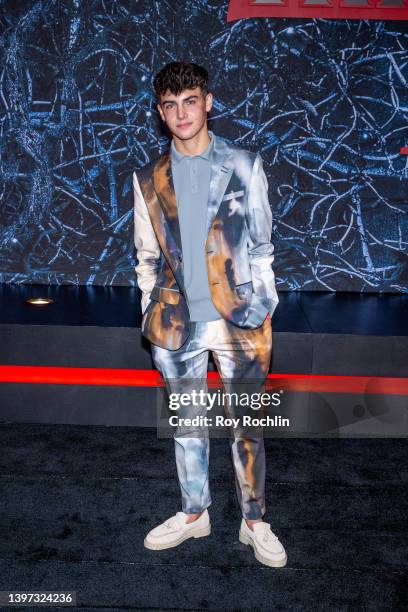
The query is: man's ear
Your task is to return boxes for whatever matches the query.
[157,103,165,122]
[205,92,213,113]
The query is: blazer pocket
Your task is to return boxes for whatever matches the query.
[222,189,245,202]
[150,285,181,305]
[234,280,253,300]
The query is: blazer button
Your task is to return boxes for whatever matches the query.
[178,254,183,262]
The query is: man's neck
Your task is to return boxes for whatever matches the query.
[172,126,211,157]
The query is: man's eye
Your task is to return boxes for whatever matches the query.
[187,100,196,105]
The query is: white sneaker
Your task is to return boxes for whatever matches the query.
[144,509,211,550]
[239,520,287,567]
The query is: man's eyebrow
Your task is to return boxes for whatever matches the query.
[162,95,199,104]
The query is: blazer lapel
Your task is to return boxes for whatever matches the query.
[206,152,234,237]
[152,151,183,256]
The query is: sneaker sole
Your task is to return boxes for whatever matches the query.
[144,524,211,550]
[239,530,287,568]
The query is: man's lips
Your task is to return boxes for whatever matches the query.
[177,123,192,128]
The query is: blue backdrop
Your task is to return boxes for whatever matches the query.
[0,0,407,292]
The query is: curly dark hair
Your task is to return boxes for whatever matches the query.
[153,62,209,99]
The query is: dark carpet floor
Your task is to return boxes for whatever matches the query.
[0,422,407,611]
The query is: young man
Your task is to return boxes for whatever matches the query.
[133,62,286,567]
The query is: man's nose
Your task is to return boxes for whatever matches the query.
[177,104,187,120]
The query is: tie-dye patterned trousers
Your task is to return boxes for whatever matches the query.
[150,316,272,520]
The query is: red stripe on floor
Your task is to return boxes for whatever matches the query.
[0,366,407,394]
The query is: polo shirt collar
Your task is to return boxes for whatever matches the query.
[171,130,215,163]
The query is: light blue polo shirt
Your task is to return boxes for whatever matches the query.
[171,131,222,322]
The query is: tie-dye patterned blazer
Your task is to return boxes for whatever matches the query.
[133,132,279,351]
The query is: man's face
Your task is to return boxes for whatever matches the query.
[157,86,213,140]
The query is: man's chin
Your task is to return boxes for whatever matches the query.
[174,131,195,140]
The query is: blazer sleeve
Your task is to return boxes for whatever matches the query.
[133,170,161,315]
[245,153,279,317]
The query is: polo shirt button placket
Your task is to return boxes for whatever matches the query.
[191,160,198,194]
